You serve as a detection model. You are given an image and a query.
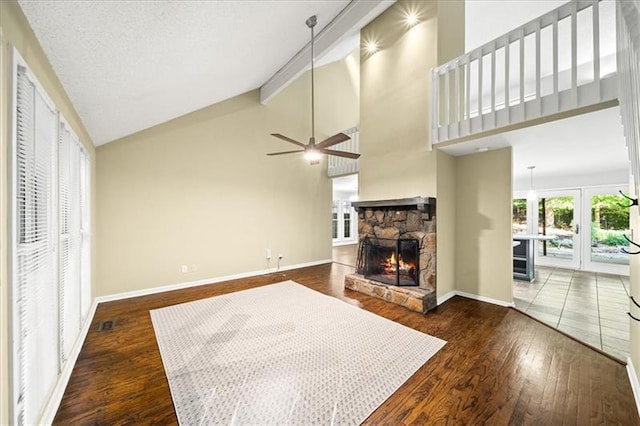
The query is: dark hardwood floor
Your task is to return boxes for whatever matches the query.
[54,262,640,425]
[332,243,358,267]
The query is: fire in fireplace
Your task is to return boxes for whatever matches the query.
[361,237,419,286]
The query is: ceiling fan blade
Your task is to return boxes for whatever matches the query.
[267,150,304,156]
[318,148,360,159]
[270,133,307,148]
[316,132,350,149]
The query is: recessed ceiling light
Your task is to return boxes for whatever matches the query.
[364,40,378,54]
[405,12,419,27]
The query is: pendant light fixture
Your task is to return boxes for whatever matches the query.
[526,166,537,201]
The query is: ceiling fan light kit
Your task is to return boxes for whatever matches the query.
[267,15,360,165]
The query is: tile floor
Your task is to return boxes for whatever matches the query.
[513,266,631,361]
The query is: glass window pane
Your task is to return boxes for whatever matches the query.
[538,196,575,260]
[332,203,338,239]
[344,211,350,239]
[512,198,527,234]
[590,194,629,265]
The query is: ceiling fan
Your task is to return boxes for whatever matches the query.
[267,15,360,165]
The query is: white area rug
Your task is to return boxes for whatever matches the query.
[150,281,446,425]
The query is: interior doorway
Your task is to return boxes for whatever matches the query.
[331,174,358,247]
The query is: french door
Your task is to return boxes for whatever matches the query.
[516,186,629,274]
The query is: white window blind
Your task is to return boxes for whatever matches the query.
[13,64,60,426]
[11,52,92,425]
[80,149,91,321]
[58,120,81,362]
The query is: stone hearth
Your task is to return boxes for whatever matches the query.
[344,197,437,313]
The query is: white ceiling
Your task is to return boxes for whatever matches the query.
[18,0,361,146]
[439,106,629,187]
[465,0,569,51]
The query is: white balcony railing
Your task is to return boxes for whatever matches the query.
[431,0,618,145]
[617,0,640,201]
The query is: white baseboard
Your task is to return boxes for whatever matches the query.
[96,259,333,304]
[438,290,515,308]
[627,356,640,418]
[39,299,99,425]
[332,241,358,247]
[437,290,457,306]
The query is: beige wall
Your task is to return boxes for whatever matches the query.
[96,58,358,296]
[454,148,513,303]
[359,0,439,201]
[436,150,456,297]
[0,1,96,423]
[358,0,465,300]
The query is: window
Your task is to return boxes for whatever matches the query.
[332,201,338,239]
[13,63,59,426]
[512,198,527,234]
[343,201,352,239]
[11,51,91,425]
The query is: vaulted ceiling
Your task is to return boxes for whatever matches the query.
[18,0,392,146]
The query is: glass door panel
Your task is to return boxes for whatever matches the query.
[537,190,581,269]
[582,186,629,274]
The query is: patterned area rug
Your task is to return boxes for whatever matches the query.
[150,281,446,425]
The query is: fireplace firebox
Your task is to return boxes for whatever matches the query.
[360,237,419,286]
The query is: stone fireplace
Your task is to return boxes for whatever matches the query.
[344,197,437,313]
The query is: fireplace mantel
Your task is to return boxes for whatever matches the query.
[352,196,435,210]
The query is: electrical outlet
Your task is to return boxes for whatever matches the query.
[191,264,197,272]
[266,248,272,259]
[278,254,283,260]
[181,265,188,273]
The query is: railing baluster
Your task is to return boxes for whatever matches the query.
[553,12,558,96]
[491,46,496,113]
[454,62,460,129]
[593,0,601,92]
[465,59,471,121]
[505,39,510,112]
[535,21,541,100]
[519,29,525,105]
[478,54,483,118]
[431,69,438,143]
[444,69,452,126]
[571,1,578,105]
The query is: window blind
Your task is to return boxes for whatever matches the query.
[14,65,60,426]
[79,150,92,321]
[11,54,92,425]
[58,120,81,362]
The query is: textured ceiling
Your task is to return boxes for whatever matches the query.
[18,0,351,146]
